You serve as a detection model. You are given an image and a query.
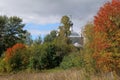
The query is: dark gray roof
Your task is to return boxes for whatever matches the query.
[68,31,83,47]
[69,37,81,44]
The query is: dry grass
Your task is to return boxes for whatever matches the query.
[0,69,119,80]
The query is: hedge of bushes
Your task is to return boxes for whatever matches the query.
[0,42,80,72]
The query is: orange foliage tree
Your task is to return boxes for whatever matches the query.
[93,0,120,73]
[5,43,26,61]
[4,43,28,71]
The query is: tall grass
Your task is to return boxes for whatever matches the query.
[0,69,119,80]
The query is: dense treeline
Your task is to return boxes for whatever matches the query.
[0,15,78,72]
[0,0,120,78]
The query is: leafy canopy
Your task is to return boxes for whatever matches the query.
[0,15,27,55]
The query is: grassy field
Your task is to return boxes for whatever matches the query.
[0,69,119,80]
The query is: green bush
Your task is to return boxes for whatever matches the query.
[7,50,29,71]
[28,44,42,70]
[28,43,62,70]
[60,52,85,69]
[0,54,12,72]
[0,58,6,72]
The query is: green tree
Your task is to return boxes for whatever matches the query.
[44,30,57,43]
[83,22,94,52]
[24,32,33,46]
[58,15,73,37]
[33,35,42,45]
[0,15,27,56]
[83,22,96,73]
[57,15,73,45]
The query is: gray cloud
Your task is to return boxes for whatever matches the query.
[0,0,109,33]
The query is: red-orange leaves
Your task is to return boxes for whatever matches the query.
[93,0,120,72]
[5,48,13,61]
[94,0,120,33]
[93,0,120,53]
[5,43,26,61]
[93,52,113,72]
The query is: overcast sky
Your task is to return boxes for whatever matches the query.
[0,0,110,39]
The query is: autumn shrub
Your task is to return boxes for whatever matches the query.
[3,43,29,72]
